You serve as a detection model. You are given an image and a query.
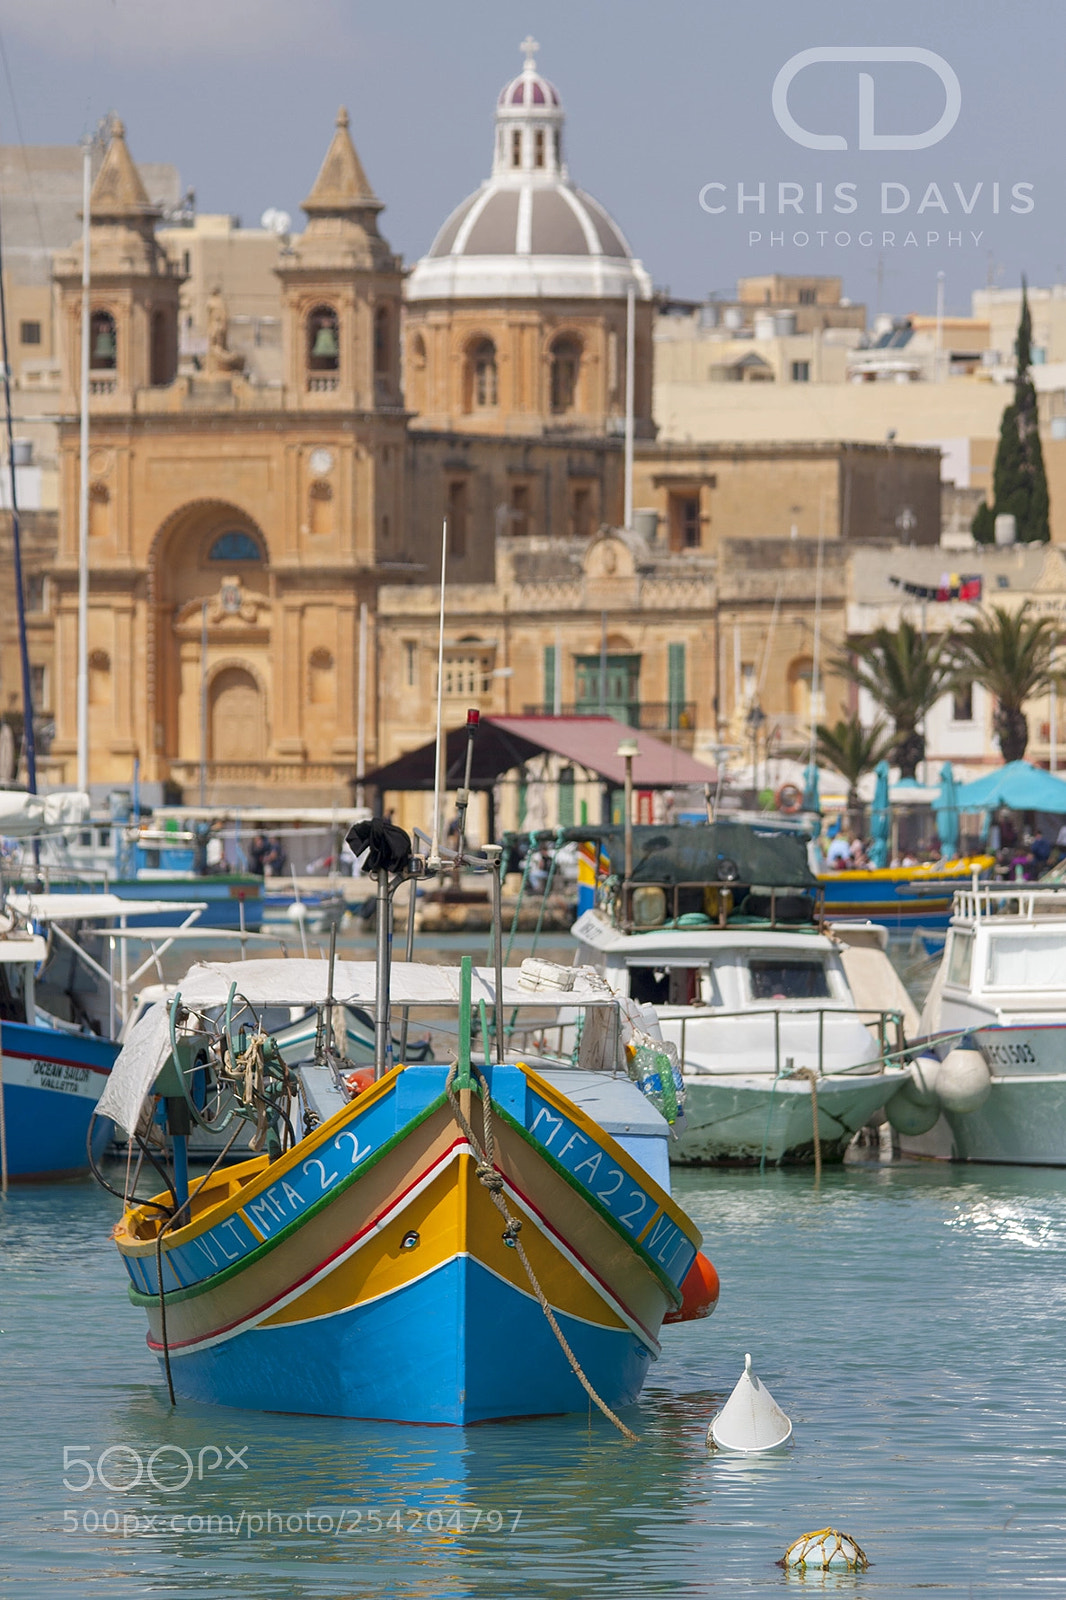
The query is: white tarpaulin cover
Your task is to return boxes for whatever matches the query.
[0,791,91,837]
[95,958,617,1137]
[8,893,207,924]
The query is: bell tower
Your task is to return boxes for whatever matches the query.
[53,117,182,413]
[278,108,404,412]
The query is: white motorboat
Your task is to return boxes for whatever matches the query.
[898,882,1066,1165]
[569,823,911,1166]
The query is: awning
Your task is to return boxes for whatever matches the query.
[363,715,714,794]
[949,761,1066,814]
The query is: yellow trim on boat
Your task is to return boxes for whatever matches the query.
[519,1063,702,1249]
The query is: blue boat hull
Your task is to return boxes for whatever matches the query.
[1,1022,117,1180]
[157,1253,651,1425]
[30,878,263,931]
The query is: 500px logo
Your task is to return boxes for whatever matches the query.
[772,47,961,151]
[63,1444,249,1493]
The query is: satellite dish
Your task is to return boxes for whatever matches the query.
[260,207,292,237]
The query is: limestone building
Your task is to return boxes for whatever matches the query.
[2,45,943,805]
[44,113,405,802]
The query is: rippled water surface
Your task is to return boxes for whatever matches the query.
[3,1158,1066,1598]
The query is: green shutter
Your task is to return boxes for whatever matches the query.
[668,642,686,728]
[543,645,556,713]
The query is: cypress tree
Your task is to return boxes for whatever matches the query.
[972,280,1050,543]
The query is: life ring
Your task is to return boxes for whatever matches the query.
[776,783,803,815]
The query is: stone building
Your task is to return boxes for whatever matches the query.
[1,45,943,805]
[42,112,405,802]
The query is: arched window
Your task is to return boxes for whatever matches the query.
[89,310,117,371]
[150,308,173,386]
[550,336,581,414]
[465,338,497,411]
[209,530,263,562]
[307,305,339,372]
[534,129,545,168]
[410,333,427,371]
[374,305,390,379]
[511,129,522,168]
[787,657,824,721]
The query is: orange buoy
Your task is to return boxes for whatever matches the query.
[776,782,803,815]
[663,1251,720,1322]
[342,1066,376,1098]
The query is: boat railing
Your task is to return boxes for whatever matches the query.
[667,1005,906,1077]
[616,878,822,933]
[953,881,1066,922]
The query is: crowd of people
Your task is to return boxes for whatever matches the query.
[819,810,1066,881]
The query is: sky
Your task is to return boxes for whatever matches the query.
[0,0,1061,319]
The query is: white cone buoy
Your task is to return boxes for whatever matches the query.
[707,1353,792,1452]
[782,1528,868,1571]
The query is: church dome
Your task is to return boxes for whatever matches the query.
[407,40,651,305]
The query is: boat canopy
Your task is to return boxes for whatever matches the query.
[95,958,620,1137]
[6,892,208,923]
[0,790,90,838]
[562,822,817,890]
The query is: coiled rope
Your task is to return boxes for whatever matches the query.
[444,1061,638,1442]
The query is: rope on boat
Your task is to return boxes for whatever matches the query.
[445,1061,639,1443]
[150,1115,247,1410]
[791,1067,822,1181]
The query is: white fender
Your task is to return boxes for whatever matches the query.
[938,1047,992,1114]
[885,1079,940,1136]
[907,1055,942,1107]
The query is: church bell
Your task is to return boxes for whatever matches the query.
[311,322,339,360]
[92,324,117,363]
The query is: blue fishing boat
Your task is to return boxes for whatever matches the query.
[0,931,117,1181]
[95,935,716,1425]
[816,857,993,931]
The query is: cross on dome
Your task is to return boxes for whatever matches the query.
[521,35,539,69]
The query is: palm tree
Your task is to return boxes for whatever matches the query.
[816,715,894,824]
[833,621,953,780]
[948,602,1061,761]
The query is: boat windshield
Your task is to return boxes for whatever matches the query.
[986,933,1066,990]
[747,958,830,1001]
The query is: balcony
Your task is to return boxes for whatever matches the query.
[522,702,698,749]
[167,759,354,803]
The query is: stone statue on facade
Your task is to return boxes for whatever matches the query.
[203,287,244,375]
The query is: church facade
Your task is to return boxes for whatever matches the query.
[18,44,941,805]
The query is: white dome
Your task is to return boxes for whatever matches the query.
[407,43,651,305]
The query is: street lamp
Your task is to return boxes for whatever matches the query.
[617,737,639,886]
[745,702,766,802]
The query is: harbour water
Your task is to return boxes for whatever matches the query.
[4,1155,1066,1597]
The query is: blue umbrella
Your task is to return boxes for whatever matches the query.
[869,759,891,868]
[801,761,821,815]
[935,762,960,859]
[952,760,1066,813]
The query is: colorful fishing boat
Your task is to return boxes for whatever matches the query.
[0,928,117,1181]
[94,949,713,1425]
[816,857,993,932]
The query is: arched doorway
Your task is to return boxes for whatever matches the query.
[147,499,271,784]
[210,667,265,763]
